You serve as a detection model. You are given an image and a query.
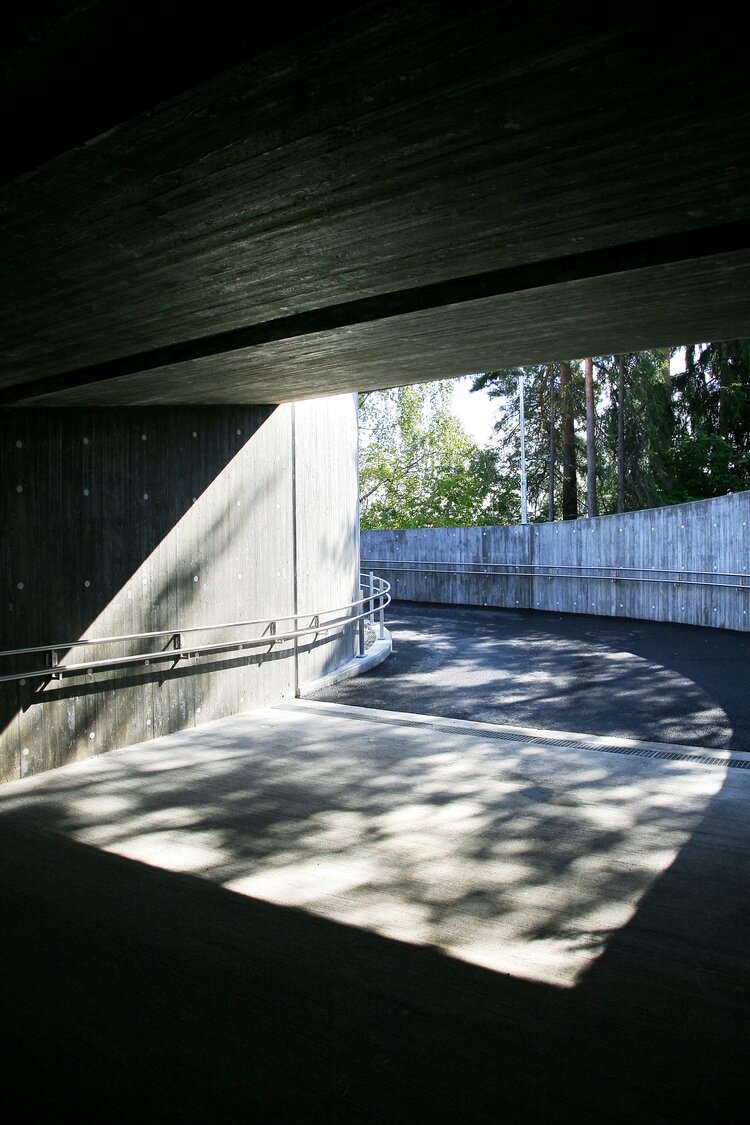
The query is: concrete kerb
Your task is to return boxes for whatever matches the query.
[288,698,750,767]
[297,628,393,698]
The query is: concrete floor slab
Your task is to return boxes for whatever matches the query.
[1,700,749,1121]
[1,700,747,988]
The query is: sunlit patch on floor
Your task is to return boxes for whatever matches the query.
[0,702,732,988]
[98,828,228,872]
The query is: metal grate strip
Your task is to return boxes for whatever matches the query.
[285,703,749,770]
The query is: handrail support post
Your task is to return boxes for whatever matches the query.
[358,588,365,656]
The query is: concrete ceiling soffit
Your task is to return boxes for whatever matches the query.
[1,4,748,404]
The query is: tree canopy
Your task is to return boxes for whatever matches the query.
[358,340,750,531]
[358,382,512,530]
[474,342,750,521]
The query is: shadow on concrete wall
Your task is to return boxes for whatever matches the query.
[0,405,280,772]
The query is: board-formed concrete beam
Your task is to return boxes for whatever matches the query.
[3,221,750,406]
[11,248,750,406]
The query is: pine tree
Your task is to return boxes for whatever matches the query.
[670,340,750,498]
[473,363,585,522]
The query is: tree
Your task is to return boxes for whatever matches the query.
[669,340,750,499]
[595,350,673,513]
[364,340,750,532]
[473,362,586,522]
[616,355,626,513]
[584,357,597,517]
[547,363,555,521]
[358,382,513,529]
[475,342,750,523]
[559,360,578,519]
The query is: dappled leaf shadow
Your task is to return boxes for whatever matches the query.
[0,703,748,1122]
[0,705,731,987]
[312,601,750,752]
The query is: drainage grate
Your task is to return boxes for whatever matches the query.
[284,703,750,770]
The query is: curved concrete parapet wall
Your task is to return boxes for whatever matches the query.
[362,491,750,633]
[0,395,359,781]
[298,627,393,697]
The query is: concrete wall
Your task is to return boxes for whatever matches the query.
[362,491,750,632]
[294,395,360,687]
[0,396,359,781]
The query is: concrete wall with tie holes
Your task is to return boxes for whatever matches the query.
[0,396,359,781]
[362,490,750,632]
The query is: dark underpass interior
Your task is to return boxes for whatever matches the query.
[3,5,750,1119]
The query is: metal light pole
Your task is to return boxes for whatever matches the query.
[518,374,528,524]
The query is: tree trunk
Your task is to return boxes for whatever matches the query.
[547,363,555,521]
[617,355,626,513]
[584,357,597,517]
[559,361,577,520]
[662,347,671,388]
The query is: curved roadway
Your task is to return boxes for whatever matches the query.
[311,602,750,752]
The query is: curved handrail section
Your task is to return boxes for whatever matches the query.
[362,559,750,591]
[0,571,390,685]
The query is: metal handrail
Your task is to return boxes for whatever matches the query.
[0,581,388,659]
[362,560,749,590]
[362,558,748,580]
[0,571,391,685]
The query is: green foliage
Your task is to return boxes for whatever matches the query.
[473,363,586,521]
[594,343,750,508]
[595,350,673,512]
[668,341,750,499]
[359,382,513,529]
[360,339,750,533]
[474,342,750,520]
